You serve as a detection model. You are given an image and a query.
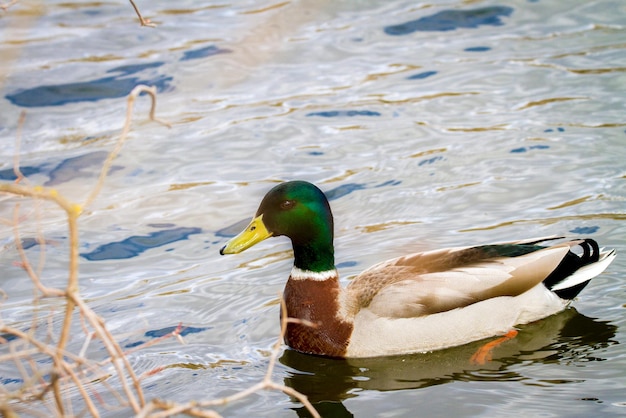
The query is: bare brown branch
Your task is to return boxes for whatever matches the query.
[1,82,318,417]
[129,0,156,27]
[12,111,27,184]
[0,0,18,12]
[0,85,168,415]
[83,84,171,210]
[137,296,321,418]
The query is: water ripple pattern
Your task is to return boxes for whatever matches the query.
[1,0,625,417]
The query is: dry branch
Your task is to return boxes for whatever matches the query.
[137,299,320,418]
[129,0,156,27]
[0,85,168,416]
[83,85,171,209]
[1,84,319,418]
[0,0,18,12]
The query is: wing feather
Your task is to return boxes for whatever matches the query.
[346,244,571,319]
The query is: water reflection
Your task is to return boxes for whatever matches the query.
[383,6,514,35]
[280,309,617,417]
[0,151,110,185]
[5,62,172,107]
[81,225,202,260]
[5,45,230,108]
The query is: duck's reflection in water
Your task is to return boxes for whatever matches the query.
[280,308,617,417]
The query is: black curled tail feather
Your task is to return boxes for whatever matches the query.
[580,238,600,262]
[542,239,600,300]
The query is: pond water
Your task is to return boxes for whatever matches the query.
[1,0,625,416]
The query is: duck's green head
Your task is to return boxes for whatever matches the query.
[220,181,335,271]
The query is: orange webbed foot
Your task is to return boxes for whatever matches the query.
[470,330,519,365]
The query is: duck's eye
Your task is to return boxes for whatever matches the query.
[280,200,295,210]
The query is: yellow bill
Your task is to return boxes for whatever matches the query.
[220,215,272,255]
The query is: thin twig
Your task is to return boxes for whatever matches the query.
[0,84,321,418]
[125,323,185,358]
[0,84,170,414]
[12,110,26,184]
[137,297,321,418]
[129,0,156,27]
[82,84,170,210]
[0,0,18,12]
[11,204,64,298]
[60,359,100,418]
[70,295,145,411]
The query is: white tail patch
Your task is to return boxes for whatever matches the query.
[551,249,616,292]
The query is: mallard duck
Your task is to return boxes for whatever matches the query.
[220,181,616,358]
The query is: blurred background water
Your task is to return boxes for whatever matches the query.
[1,0,625,416]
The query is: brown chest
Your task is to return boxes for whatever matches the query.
[282,277,353,357]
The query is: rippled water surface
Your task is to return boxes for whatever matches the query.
[1,0,625,416]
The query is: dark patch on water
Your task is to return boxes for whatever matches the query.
[0,333,19,342]
[5,61,172,107]
[325,183,367,200]
[325,179,401,199]
[407,71,438,80]
[46,151,110,186]
[384,6,514,35]
[124,325,210,348]
[336,261,358,268]
[464,46,491,52]
[306,110,381,117]
[418,156,444,166]
[0,377,23,385]
[81,227,202,260]
[216,218,251,238]
[0,165,43,180]
[0,151,117,185]
[510,145,550,153]
[20,238,40,250]
[569,226,599,234]
[147,223,177,228]
[375,180,402,187]
[180,45,231,61]
[108,61,165,76]
[145,325,209,338]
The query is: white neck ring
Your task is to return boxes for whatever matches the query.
[290,266,337,281]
